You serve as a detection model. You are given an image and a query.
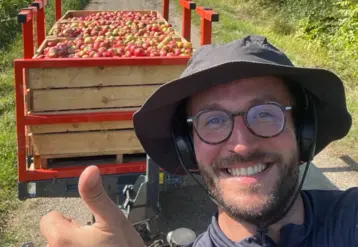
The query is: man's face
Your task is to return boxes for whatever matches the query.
[188,76,300,226]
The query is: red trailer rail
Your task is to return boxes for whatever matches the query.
[196,6,219,45]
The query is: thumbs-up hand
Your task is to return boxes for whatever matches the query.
[40,165,146,247]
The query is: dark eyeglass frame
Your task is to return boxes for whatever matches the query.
[187,101,292,145]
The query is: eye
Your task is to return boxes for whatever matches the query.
[206,116,227,125]
[258,111,275,118]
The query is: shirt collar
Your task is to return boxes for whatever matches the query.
[207,191,314,247]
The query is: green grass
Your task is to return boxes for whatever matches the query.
[0,0,89,245]
[176,0,358,161]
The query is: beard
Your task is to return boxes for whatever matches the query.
[198,148,300,227]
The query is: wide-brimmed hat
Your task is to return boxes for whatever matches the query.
[133,35,352,174]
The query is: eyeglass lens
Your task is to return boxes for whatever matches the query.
[194,104,285,143]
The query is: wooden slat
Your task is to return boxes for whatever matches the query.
[28,120,133,134]
[29,84,159,112]
[29,129,144,156]
[26,65,185,89]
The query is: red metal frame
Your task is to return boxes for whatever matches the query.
[55,0,62,21]
[31,0,47,47]
[18,9,34,58]
[195,6,219,46]
[14,0,217,184]
[14,57,190,183]
[162,0,169,21]
[179,0,196,42]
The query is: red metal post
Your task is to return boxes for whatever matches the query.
[14,62,27,182]
[31,0,46,47]
[179,0,196,42]
[55,0,62,21]
[18,9,34,59]
[162,0,169,21]
[195,6,219,46]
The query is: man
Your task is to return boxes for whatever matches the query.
[40,35,357,247]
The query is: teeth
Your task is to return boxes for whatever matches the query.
[227,163,267,176]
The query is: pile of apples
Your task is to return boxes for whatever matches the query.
[35,35,193,59]
[50,20,175,39]
[65,11,160,22]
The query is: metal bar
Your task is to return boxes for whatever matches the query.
[55,0,62,21]
[182,8,191,41]
[179,0,196,42]
[17,9,32,24]
[162,0,169,21]
[14,62,27,182]
[21,162,147,182]
[201,18,212,46]
[24,111,135,125]
[18,9,34,58]
[18,173,143,200]
[31,1,45,47]
[195,6,219,22]
[196,6,219,46]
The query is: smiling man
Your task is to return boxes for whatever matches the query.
[39,35,357,247]
[132,35,357,246]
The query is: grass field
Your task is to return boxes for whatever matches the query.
[176,0,357,160]
[0,0,89,245]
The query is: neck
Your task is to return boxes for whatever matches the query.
[217,193,305,243]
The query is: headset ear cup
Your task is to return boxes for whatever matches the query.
[298,91,317,164]
[172,108,197,171]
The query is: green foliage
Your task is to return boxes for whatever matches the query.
[296,0,358,83]
[0,0,32,49]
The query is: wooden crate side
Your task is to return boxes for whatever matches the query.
[28,84,160,112]
[26,64,186,89]
[29,129,144,156]
[33,37,69,58]
[59,10,165,21]
[28,120,133,134]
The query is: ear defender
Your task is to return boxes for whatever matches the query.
[172,101,197,171]
[297,89,318,164]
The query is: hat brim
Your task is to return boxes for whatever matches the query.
[133,61,352,174]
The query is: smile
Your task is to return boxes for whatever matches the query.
[221,162,273,177]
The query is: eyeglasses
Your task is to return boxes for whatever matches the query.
[187,102,292,144]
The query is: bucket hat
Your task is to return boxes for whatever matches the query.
[133,35,352,174]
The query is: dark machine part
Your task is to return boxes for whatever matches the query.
[20,156,197,247]
[116,156,197,247]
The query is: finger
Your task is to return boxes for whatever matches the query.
[78,165,127,227]
[40,211,76,246]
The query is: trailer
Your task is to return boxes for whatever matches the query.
[15,1,219,246]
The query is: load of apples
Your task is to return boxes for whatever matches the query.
[50,20,175,39]
[64,11,160,22]
[34,34,193,59]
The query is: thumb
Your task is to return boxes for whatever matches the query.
[78,165,127,227]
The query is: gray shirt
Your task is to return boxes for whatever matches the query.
[185,188,358,246]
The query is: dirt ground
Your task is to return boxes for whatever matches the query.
[4,0,358,247]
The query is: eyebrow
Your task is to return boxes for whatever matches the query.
[196,94,286,112]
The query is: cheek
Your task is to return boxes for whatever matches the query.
[274,123,297,155]
[193,133,221,167]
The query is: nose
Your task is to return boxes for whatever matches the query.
[228,116,259,155]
